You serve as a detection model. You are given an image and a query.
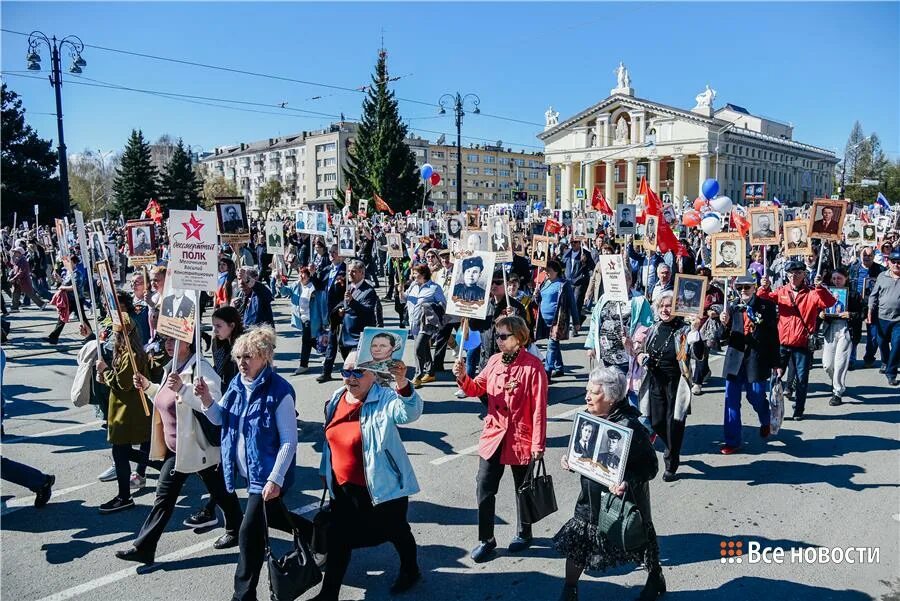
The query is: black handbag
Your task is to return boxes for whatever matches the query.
[597,487,648,553]
[264,500,322,601]
[311,489,331,555]
[516,458,558,525]
[192,409,221,447]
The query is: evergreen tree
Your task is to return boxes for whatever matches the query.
[160,139,202,211]
[1,84,62,221]
[343,49,424,214]
[112,129,159,218]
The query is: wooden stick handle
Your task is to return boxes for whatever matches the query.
[125,340,150,417]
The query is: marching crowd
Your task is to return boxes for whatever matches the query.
[2,201,899,601]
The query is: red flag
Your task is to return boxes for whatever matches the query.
[373,192,395,216]
[731,207,751,237]
[591,185,613,215]
[144,199,163,225]
[544,218,562,235]
[636,177,687,256]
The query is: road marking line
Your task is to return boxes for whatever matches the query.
[1,482,95,516]
[3,420,103,444]
[33,502,320,601]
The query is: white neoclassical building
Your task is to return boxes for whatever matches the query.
[539,63,838,210]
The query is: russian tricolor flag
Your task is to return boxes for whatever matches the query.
[876,192,890,210]
[772,197,782,208]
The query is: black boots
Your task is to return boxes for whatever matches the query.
[637,568,666,600]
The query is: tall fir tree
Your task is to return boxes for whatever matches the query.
[1,84,61,221]
[160,139,202,211]
[112,129,159,218]
[343,49,424,214]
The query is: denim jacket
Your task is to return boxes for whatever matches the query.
[320,382,423,505]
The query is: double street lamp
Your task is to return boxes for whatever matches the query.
[25,31,87,213]
[438,92,480,212]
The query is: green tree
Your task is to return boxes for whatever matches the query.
[879,159,900,207]
[112,129,159,219]
[202,175,240,209]
[160,139,202,212]
[342,49,424,214]
[1,84,62,221]
[68,150,118,220]
[256,179,284,222]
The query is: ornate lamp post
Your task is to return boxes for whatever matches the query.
[438,93,480,213]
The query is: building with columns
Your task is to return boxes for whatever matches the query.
[538,64,838,210]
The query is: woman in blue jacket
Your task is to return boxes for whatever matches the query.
[281,266,328,375]
[195,325,311,601]
[534,259,580,379]
[312,352,423,601]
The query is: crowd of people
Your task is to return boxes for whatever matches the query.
[2,197,899,601]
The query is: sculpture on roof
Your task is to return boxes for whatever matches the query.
[544,105,559,129]
[615,62,628,89]
[695,84,717,108]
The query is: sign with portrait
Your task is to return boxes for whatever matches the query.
[825,287,848,315]
[861,223,877,245]
[358,198,369,217]
[531,234,551,268]
[54,218,70,258]
[597,254,629,303]
[748,206,781,246]
[95,259,122,328]
[445,214,464,240]
[168,210,220,291]
[463,229,489,252]
[616,204,637,236]
[643,215,659,252]
[673,274,708,319]
[743,182,766,201]
[487,216,512,263]
[338,225,356,257]
[156,275,198,344]
[265,221,285,256]
[72,210,92,271]
[809,199,847,242]
[355,327,408,373]
[386,233,404,259]
[571,218,589,241]
[783,219,812,256]
[566,412,633,488]
[446,250,496,320]
[215,198,250,243]
[710,232,746,277]
[843,216,862,243]
[513,234,526,257]
[126,219,157,267]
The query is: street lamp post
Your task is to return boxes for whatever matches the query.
[438,93,480,213]
[714,122,736,183]
[25,31,87,214]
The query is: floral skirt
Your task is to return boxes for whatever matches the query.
[552,515,660,574]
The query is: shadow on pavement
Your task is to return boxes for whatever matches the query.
[678,458,898,491]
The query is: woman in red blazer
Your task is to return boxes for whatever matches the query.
[453,315,549,563]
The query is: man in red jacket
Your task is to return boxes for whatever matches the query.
[758,259,836,420]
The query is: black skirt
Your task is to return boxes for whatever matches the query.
[553,514,660,574]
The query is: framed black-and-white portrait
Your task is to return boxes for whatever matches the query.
[616,204,637,236]
[862,224,877,245]
[710,232,746,277]
[748,206,780,246]
[784,219,811,256]
[386,233,404,259]
[644,215,659,252]
[531,234,551,268]
[566,412,633,488]
[126,219,157,267]
[446,250,496,320]
[673,274,708,319]
[488,216,512,262]
[809,199,846,242]
[216,199,250,242]
[338,225,356,257]
[445,215,464,240]
[463,230,489,252]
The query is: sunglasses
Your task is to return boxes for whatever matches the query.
[341,369,365,379]
[495,332,514,341]
[736,285,754,291]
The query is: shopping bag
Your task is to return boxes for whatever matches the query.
[516,458,558,524]
[769,376,784,435]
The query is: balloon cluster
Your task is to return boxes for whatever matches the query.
[421,163,441,186]
[682,177,740,235]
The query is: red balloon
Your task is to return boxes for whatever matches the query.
[430,172,441,186]
[682,210,701,227]
[693,197,708,212]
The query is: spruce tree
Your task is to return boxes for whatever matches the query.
[112,129,159,218]
[160,139,202,211]
[343,49,424,214]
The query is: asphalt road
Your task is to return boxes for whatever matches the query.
[1,291,898,601]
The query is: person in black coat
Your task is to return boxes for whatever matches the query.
[316,247,347,383]
[718,275,779,454]
[562,240,595,325]
[847,248,885,366]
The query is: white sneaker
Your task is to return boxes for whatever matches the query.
[691,384,702,395]
[129,472,146,491]
[97,465,117,482]
[455,388,467,399]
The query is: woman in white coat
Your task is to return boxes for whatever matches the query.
[113,336,243,565]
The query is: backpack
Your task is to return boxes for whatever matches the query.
[71,340,98,407]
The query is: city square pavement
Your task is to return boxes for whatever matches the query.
[1,291,898,601]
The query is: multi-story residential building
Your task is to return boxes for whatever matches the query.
[539,64,838,209]
[420,143,547,209]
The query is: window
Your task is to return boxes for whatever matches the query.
[484,167,496,176]
[323,157,336,167]
[466,167,479,175]
[324,173,336,182]
[467,154,480,162]
[514,159,525,167]
[483,155,496,164]
[528,183,539,191]
[315,142,336,153]
[432,151,445,159]
[499,157,510,165]
[530,170,540,179]
[636,164,647,180]
[450,152,458,160]
[528,160,540,168]
[499,169,511,177]
[614,166,622,183]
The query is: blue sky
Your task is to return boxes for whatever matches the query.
[2,2,898,161]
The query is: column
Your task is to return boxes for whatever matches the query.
[629,115,639,145]
[597,118,608,148]
[698,152,710,191]
[649,156,660,194]
[545,165,556,209]
[584,161,596,205]
[626,157,637,201]
[673,154,685,201]
[601,119,609,147]
[604,160,615,209]
[560,162,572,210]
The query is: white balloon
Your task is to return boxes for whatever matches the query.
[710,195,733,213]
[701,215,723,235]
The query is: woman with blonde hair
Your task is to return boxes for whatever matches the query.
[196,325,311,601]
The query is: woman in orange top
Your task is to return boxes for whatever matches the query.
[453,315,548,563]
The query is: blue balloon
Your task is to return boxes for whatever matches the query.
[701,178,719,200]
[455,328,481,351]
[421,163,434,180]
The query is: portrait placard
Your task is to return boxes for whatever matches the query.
[531,235,551,268]
[843,216,862,243]
[861,224,877,245]
[644,215,659,252]
[743,182,766,201]
[710,232,747,277]
[446,250,496,320]
[566,412,633,488]
[825,287,848,315]
[215,198,250,243]
[673,274,708,319]
[95,259,122,328]
[386,233,404,259]
[597,254,629,303]
[487,216,512,263]
[809,199,847,242]
[783,219,812,256]
[355,327,408,373]
[358,198,369,217]
[156,275,197,344]
[571,218,589,241]
[126,219,157,267]
[513,234,526,257]
[616,204,637,236]
[338,225,356,257]
[463,229,489,252]
[748,207,781,246]
[265,221,285,256]
[445,214,464,240]
[168,210,219,291]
